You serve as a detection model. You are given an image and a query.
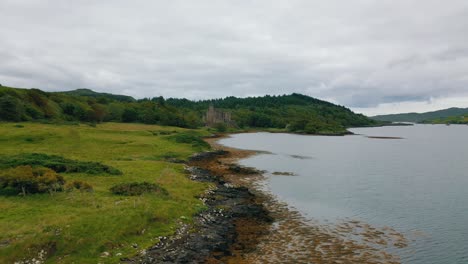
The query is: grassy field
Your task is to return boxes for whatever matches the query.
[0,122,212,263]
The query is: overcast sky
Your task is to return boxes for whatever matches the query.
[1,0,468,115]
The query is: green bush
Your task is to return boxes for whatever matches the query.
[167,132,210,149]
[110,182,168,196]
[213,122,227,132]
[0,153,122,175]
[0,165,65,196]
[0,95,24,121]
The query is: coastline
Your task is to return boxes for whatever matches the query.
[129,132,409,263]
[126,134,272,263]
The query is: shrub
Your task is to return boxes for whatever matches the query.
[0,153,122,175]
[0,95,24,121]
[0,165,65,196]
[167,132,210,149]
[213,122,227,132]
[110,182,168,196]
[65,180,93,192]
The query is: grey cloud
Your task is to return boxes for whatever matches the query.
[1,0,468,113]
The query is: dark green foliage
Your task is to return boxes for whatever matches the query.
[0,153,122,175]
[110,182,168,196]
[0,95,24,121]
[122,108,139,122]
[166,93,377,134]
[0,165,65,196]
[213,122,227,132]
[167,132,210,149]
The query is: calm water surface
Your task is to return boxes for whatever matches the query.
[219,125,468,264]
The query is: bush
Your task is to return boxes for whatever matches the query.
[0,165,65,196]
[0,95,24,121]
[167,132,210,149]
[213,122,227,133]
[0,153,122,175]
[110,182,168,196]
[65,180,93,192]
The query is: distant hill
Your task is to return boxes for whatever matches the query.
[59,88,135,102]
[0,85,378,134]
[165,93,379,134]
[371,107,468,123]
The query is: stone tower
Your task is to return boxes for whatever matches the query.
[203,104,232,127]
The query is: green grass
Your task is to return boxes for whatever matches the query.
[0,122,211,263]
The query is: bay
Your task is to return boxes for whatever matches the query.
[219,124,468,264]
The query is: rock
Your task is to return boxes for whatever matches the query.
[100,252,110,257]
[188,150,228,162]
[271,171,296,176]
[227,164,262,174]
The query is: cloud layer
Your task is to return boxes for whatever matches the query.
[1,0,467,114]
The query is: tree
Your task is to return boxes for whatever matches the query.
[122,108,138,122]
[0,95,24,121]
[89,104,106,122]
[105,102,125,121]
[61,102,76,116]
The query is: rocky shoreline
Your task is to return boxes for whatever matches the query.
[125,149,272,263]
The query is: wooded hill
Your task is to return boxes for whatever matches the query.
[371,107,468,123]
[0,85,378,134]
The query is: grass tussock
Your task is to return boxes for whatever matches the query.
[110,182,168,196]
[64,180,94,193]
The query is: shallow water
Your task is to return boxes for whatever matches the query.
[219,125,468,264]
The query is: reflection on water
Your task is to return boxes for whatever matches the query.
[219,125,468,264]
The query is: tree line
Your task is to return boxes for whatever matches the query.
[0,86,378,134]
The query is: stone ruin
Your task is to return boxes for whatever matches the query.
[203,104,234,127]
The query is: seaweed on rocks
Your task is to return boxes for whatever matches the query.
[188,150,228,162]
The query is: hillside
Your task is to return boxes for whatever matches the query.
[420,115,468,125]
[59,88,136,102]
[371,107,468,123]
[0,85,378,134]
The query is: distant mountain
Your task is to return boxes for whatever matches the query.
[371,107,468,123]
[59,88,135,102]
